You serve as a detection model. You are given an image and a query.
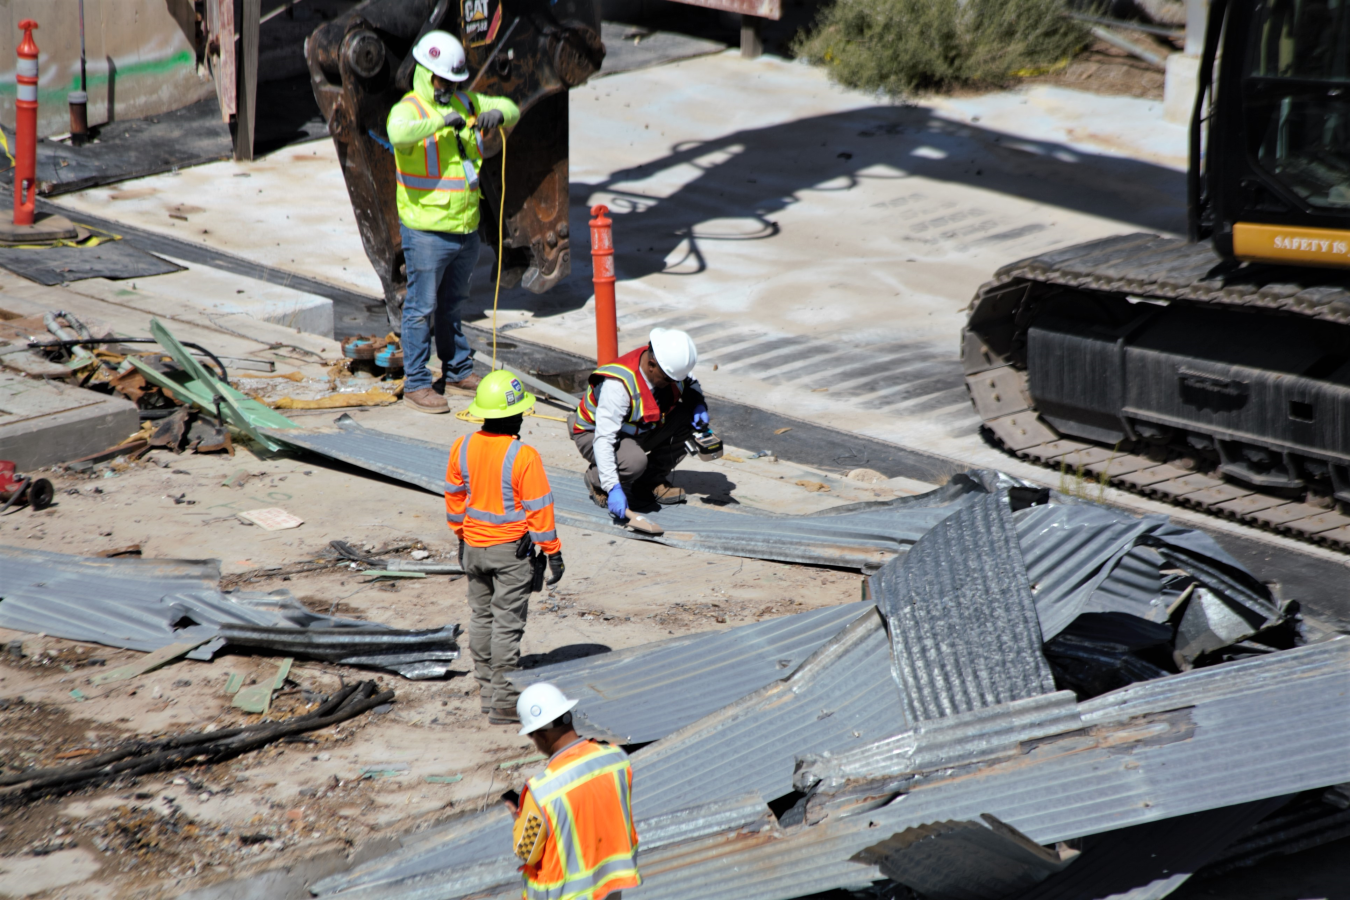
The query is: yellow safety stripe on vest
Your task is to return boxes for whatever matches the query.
[574,364,648,434]
[528,745,628,804]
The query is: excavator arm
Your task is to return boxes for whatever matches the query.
[306,0,604,327]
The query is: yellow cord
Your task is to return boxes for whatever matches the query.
[491,127,507,367]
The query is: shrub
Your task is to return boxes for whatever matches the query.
[793,0,1088,96]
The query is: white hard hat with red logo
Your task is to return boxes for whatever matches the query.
[516,682,578,736]
[412,30,469,82]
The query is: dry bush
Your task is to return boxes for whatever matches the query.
[794,0,1089,96]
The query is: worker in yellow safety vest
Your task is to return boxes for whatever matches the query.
[387,30,520,415]
[446,372,564,724]
[507,683,640,900]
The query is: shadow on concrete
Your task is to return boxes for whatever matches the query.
[471,101,1187,318]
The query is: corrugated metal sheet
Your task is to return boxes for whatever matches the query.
[263,416,990,569]
[1015,502,1282,640]
[872,491,1056,723]
[1007,798,1288,900]
[314,609,907,899]
[509,601,874,743]
[628,606,906,820]
[0,546,460,677]
[624,638,1350,900]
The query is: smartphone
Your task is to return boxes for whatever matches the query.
[501,789,520,807]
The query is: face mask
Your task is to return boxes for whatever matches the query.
[434,88,454,106]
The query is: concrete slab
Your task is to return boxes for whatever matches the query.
[0,372,139,470]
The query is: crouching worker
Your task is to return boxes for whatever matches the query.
[569,327,709,518]
[507,683,640,900]
[445,372,565,725]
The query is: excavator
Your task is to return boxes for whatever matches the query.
[305,0,605,324]
[963,0,1350,548]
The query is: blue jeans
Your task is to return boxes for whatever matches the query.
[400,224,480,392]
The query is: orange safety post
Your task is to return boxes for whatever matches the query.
[13,19,39,226]
[589,204,618,366]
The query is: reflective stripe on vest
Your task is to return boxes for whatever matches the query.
[395,94,471,193]
[395,171,466,192]
[461,434,528,526]
[572,363,648,435]
[524,744,637,900]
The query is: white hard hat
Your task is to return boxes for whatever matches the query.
[649,327,697,381]
[517,682,579,736]
[412,30,469,82]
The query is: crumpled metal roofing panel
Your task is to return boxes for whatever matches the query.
[1015,501,1282,640]
[509,601,875,743]
[312,609,907,899]
[627,606,906,821]
[872,491,1056,723]
[264,416,993,569]
[0,546,460,677]
[633,638,1350,900]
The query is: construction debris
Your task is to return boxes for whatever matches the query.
[313,487,1343,900]
[0,545,461,678]
[0,681,392,807]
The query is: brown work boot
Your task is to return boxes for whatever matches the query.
[444,372,483,394]
[651,482,686,505]
[404,387,449,414]
[587,480,609,509]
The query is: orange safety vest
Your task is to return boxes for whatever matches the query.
[571,345,686,436]
[513,739,639,900]
[445,432,560,554]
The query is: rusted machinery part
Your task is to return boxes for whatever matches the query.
[306,0,603,329]
[963,233,1350,552]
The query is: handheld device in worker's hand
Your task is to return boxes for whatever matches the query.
[685,428,723,461]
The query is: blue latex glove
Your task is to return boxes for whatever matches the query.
[607,484,628,519]
[692,403,710,429]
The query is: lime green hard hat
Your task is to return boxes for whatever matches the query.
[467,370,536,419]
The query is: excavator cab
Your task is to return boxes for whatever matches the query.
[1195,0,1350,267]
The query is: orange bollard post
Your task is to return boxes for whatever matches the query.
[589,204,618,366]
[13,19,39,227]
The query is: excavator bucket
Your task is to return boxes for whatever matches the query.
[306,0,604,328]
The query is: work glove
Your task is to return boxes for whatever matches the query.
[458,538,466,571]
[476,108,504,130]
[606,484,628,519]
[443,111,466,130]
[692,403,710,429]
[546,553,565,586]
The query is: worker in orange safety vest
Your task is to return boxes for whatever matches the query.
[445,372,564,725]
[506,682,639,900]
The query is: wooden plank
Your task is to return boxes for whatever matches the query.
[235,0,261,161]
[1115,464,1191,488]
[208,0,236,121]
[1249,503,1328,527]
[89,641,207,686]
[986,411,1058,451]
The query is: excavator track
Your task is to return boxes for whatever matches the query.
[963,233,1350,552]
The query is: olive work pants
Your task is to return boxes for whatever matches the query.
[569,407,696,499]
[463,541,532,712]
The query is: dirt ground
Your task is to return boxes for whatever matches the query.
[0,383,915,898]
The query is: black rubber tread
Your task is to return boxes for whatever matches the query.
[972,234,1350,553]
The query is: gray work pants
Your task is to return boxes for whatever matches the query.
[569,409,695,496]
[463,541,532,711]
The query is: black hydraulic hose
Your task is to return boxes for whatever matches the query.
[26,337,229,381]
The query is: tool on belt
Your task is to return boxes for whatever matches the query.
[517,534,547,592]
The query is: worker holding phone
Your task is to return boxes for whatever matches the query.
[505,683,639,900]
